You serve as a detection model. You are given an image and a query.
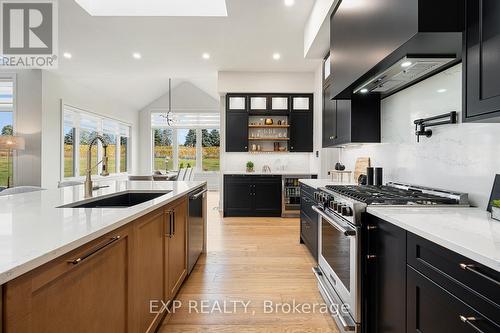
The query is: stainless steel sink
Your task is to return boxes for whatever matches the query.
[58,190,172,208]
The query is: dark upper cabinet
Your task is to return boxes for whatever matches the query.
[464,0,500,122]
[323,95,380,147]
[225,93,313,152]
[225,112,248,152]
[290,111,313,152]
[330,0,419,98]
[322,84,337,148]
[224,175,281,217]
[365,215,407,333]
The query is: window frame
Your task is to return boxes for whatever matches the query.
[61,103,132,181]
[0,74,17,187]
[151,112,220,174]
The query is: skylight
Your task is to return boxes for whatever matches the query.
[75,0,228,17]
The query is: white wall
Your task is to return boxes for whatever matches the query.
[218,71,319,174]
[41,71,140,189]
[336,64,500,208]
[0,70,43,186]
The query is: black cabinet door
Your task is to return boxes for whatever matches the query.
[407,266,500,333]
[300,193,318,261]
[365,214,407,333]
[334,99,352,145]
[290,111,313,152]
[253,176,282,216]
[322,84,337,148]
[223,176,253,216]
[465,0,500,122]
[225,112,248,152]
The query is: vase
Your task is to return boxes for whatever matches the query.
[246,167,254,173]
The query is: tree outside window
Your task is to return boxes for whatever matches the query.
[202,129,220,171]
[178,129,196,169]
[153,128,173,172]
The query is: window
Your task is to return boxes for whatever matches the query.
[119,125,130,173]
[153,128,173,172]
[202,129,220,171]
[62,105,131,179]
[151,112,220,173]
[0,79,14,187]
[178,129,196,169]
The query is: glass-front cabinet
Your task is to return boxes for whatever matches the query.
[250,96,267,111]
[292,96,312,111]
[228,95,247,111]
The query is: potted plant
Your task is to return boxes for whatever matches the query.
[491,200,500,221]
[246,161,254,173]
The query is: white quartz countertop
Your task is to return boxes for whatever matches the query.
[224,171,317,176]
[367,207,500,272]
[0,180,206,284]
[299,179,355,189]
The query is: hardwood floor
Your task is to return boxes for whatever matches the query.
[158,191,338,333]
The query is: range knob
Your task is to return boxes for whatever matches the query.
[336,204,344,214]
[330,201,339,210]
[342,206,353,217]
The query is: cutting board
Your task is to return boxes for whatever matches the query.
[354,157,371,183]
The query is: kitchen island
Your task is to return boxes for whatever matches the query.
[0,180,206,333]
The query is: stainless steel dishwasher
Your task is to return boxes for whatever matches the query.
[188,186,207,274]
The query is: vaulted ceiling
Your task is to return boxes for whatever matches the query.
[52,0,320,111]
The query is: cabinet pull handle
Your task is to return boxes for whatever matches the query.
[67,236,121,265]
[459,263,500,287]
[166,210,173,238]
[172,210,176,236]
[459,316,486,333]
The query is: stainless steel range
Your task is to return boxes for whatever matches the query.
[311,182,468,333]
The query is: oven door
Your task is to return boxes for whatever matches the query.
[313,206,361,323]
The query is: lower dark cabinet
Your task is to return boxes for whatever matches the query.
[365,215,407,333]
[407,266,500,333]
[224,175,281,217]
[299,188,318,261]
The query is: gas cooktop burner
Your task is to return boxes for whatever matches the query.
[324,184,461,205]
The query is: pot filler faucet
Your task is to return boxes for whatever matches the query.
[84,135,109,198]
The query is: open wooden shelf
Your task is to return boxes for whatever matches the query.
[248,137,289,141]
[248,125,290,128]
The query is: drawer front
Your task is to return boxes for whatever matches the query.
[300,194,317,221]
[407,266,500,333]
[300,212,318,260]
[300,184,316,198]
[407,233,500,321]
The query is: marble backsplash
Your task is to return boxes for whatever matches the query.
[339,64,500,208]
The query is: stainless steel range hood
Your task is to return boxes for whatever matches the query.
[354,56,456,95]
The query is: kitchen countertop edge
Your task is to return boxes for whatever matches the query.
[0,181,206,285]
[367,207,500,272]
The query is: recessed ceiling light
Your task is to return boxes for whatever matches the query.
[437,89,447,93]
[63,52,72,59]
[284,0,295,6]
[360,88,369,94]
[401,61,412,68]
[132,52,142,59]
[273,53,281,60]
[202,52,210,60]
